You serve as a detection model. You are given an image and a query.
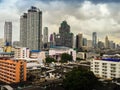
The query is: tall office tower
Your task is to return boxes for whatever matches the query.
[83,38,87,46]
[50,32,56,47]
[43,27,48,44]
[105,36,109,49]
[4,22,12,46]
[76,33,83,49]
[55,21,74,48]
[92,32,97,48]
[20,13,27,47]
[20,6,42,50]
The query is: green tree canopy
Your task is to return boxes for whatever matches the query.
[63,67,100,90]
[61,53,73,62]
[45,56,56,63]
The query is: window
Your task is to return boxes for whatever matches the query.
[111,64,116,67]
[102,63,107,65]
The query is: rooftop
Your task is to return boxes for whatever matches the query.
[94,54,120,62]
[50,46,71,50]
[30,50,40,53]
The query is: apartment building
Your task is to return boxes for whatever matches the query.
[0,59,26,84]
[91,54,120,80]
[13,47,30,58]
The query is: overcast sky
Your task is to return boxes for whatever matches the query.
[0,0,120,43]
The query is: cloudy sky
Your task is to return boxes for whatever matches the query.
[0,0,120,43]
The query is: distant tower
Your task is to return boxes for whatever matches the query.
[20,13,27,47]
[92,32,97,48]
[105,36,109,48]
[50,33,56,47]
[4,21,12,46]
[55,21,74,48]
[20,6,42,50]
[76,33,83,49]
[43,27,48,44]
[83,38,87,46]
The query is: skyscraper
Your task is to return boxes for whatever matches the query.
[4,21,12,46]
[50,32,56,47]
[55,21,74,48]
[83,38,87,46]
[43,27,48,44]
[76,33,83,49]
[20,13,27,47]
[20,6,42,50]
[92,32,97,48]
[105,36,109,48]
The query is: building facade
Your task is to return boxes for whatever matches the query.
[0,59,26,84]
[43,27,48,44]
[50,33,56,47]
[14,47,30,58]
[76,33,83,50]
[4,22,12,46]
[92,32,97,48]
[20,6,42,50]
[98,41,104,49]
[91,55,120,80]
[105,36,109,49]
[0,38,4,47]
[55,21,74,48]
[20,13,27,47]
[83,38,87,46]
[49,46,76,61]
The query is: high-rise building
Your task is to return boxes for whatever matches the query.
[20,6,42,50]
[105,36,109,49]
[98,41,104,49]
[20,13,27,47]
[76,33,83,49]
[0,38,4,47]
[83,38,87,46]
[43,27,48,43]
[50,32,56,47]
[55,21,74,48]
[109,41,115,49]
[13,41,20,47]
[4,21,12,46]
[87,40,92,48]
[92,32,97,48]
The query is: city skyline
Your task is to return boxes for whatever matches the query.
[0,0,120,43]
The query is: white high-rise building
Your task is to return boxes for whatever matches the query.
[20,6,42,50]
[91,54,120,80]
[4,22,12,45]
[43,27,48,44]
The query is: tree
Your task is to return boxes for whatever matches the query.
[45,56,56,63]
[61,53,73,62]
[63,67,100,90]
